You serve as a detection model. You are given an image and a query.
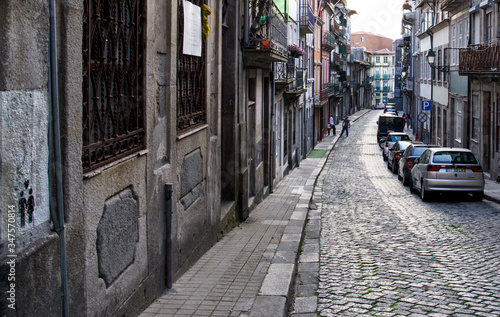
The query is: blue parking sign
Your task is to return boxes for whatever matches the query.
[422,100,432,111]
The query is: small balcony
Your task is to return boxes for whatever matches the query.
[331,19,340,36]
[299,1,314,35]
[327,83,335,96]
[440,0,463,11]
[459,44,500,76]
[322,32,335,52]
[315,86,329,106]
[275,58,295,90]
[284,69,307,101]
[244,0,288,66]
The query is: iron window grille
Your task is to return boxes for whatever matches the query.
[82,0,146,173]
[177,0,207,134]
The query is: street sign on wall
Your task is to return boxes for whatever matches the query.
[418,112,428,123]
[421,100,432,111]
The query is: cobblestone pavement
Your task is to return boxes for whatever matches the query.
[291,111,500,317]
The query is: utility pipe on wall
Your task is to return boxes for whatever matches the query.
[48,0,69,315]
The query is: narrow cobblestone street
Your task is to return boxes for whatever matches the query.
[295,111,500,316]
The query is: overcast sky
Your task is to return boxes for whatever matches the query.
[348,0,406,40]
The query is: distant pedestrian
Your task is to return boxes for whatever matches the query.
[329,115,336,135]
[406,114,411,129]
[339,116,350,137]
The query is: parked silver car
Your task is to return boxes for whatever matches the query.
[382,132,411,161]
[410,148,485,201]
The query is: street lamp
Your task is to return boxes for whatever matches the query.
[425,49,436,144]
[426,49,436,66]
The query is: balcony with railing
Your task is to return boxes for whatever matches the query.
[284,68,307,100]
[315,86,329,106]
[459,44,500,76]
[299,1,314,35]
[245,0,288,65]
[322,31,335,52]
[275,58,295,90]
[331,19,340,36]
[440,0,463,11]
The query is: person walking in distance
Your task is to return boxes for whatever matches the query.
[339,116,350,137]
[329,115,336,135]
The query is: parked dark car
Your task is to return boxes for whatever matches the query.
[377,115,405,144]
[387,141,413,174]
[398,143,439,186]
[410,148,485,201]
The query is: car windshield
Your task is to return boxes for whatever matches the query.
[389,135,410,142]
[432,151,478,164]
[380,117,404,126]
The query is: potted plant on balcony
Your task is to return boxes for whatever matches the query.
[288,43,304,58]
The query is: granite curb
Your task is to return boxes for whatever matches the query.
[249,109,371,317]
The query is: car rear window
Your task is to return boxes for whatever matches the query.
[389,135,410,142]
[380,117,404,126]
[432,151,478,164]
[412,147,428,156]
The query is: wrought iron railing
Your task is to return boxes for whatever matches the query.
[82,0,146,173]
[320,86,328,103]
[275,58,295,82]
[327,83,335,96]
[299,1,314,32]
[332,19,340,36]
[459,44,500,74]
[246,0,287,56]
[322,32,335,51]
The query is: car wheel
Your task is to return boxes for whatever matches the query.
[387,160,392,169]
[392,162,397,174]
[409,177,415,192]
[398,173,402,181]
[472,192,484,201]
[383,154,388,161]
[402,173,409,186]
[378,140,384,149]
[420,181,431,202]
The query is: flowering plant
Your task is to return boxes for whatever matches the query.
[288,43,304,57]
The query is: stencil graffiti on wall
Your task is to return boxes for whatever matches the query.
[18,180,35,227]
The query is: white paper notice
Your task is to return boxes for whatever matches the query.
[183,0,202,57]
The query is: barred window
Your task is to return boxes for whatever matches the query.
[177,0,207,133]
[82,0,146,173]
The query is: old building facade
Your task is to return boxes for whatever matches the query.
[0,0,360,316]
[401,0,500,181]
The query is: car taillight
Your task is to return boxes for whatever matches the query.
[427,165,452,171]
[406,158,413,169]
[395,152,401,160]
[469,165,483,172]
[385,142,388,147]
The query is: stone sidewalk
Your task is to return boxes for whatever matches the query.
[139,110,370,317]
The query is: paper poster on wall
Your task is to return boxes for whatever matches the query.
[183,0,202,57]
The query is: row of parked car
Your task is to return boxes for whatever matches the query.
[381,130,485,202]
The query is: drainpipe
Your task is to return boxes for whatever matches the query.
[48,0,69,315]
[165,184,173,288]
[270,64,275,193]
[244,0,249,44]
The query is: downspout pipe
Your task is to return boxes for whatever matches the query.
[244,0,249,44]
[270,64,275,193]
[48,0,69,315]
